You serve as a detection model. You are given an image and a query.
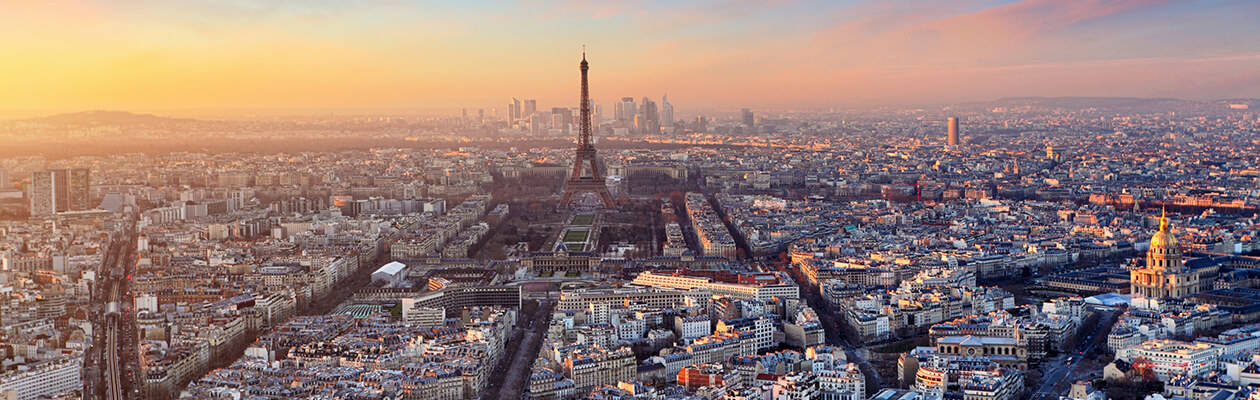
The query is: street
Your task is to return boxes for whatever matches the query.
[87,219,138,400]
[484,299,555,399]
[776,259,884,394]
[1031,309,1116,400]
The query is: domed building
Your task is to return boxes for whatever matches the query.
[1130,210,1200,309]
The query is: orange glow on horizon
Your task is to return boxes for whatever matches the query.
[1,1,1258,116]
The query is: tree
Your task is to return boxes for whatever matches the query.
[778,251,792,264]
[1130,356,1157,382]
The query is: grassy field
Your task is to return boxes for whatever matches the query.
[562,229,590,243]
[571,214,595,226]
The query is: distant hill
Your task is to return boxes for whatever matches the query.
[954,96,1259,114]
[17,110,199,126]
[989,96,1197,109]
[1216,98,1260,108]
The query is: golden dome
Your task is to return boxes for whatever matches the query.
[1150,210,1177,249]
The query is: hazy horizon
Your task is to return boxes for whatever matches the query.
[3,0,1259,116]
[8,94,1257,121]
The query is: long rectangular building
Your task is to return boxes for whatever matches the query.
[558,287,699,312]
[0,356,82,400]
[630,270,799,302]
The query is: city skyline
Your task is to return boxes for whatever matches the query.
[7,3,1260,400]
[2,0,1259,116]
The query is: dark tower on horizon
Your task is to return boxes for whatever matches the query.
[561,51,615,207]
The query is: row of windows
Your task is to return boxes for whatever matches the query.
[938,345,1022,356]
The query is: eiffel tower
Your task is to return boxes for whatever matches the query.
[560,51,615,207]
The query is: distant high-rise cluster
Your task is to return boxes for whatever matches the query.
[508,90,674,136]
[741,108,754,127]
[947,117,959,146]
[29,168,91,216]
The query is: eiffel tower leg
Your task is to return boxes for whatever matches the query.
[570,157,584,180]
[587,157,603,179]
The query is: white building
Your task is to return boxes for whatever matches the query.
[675,315,711,341]
[773,371,819,400]
[135,293,159,313]
[401,299,446,328]
[1117,339,1218,380]
[370,261,406,286]
[613,315,646,342]
[818,365,866,400]
[0,356,83,400]
[716,317,776,351]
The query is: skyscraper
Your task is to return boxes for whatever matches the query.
[619,97,636,122]
[552,111,567,130]
[29,171,55,216]
[0,167,8,188]
[509,98,522,122]
[551,107,573,129]
[639,97,659,134]
[661,95,674,126]
[741,108,754,127]
[67,168,90,211]
[28,168,91,216]
[530,113,549,136]
[524,99,537,117]
[947,117,959,146]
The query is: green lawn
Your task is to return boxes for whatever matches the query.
[571,214,595,226]
[562,229,590,243]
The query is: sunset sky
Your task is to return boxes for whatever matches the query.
[2,0,1259,116]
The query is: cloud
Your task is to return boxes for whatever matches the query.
[812,0,1175,66]
[928,0,1172,39]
